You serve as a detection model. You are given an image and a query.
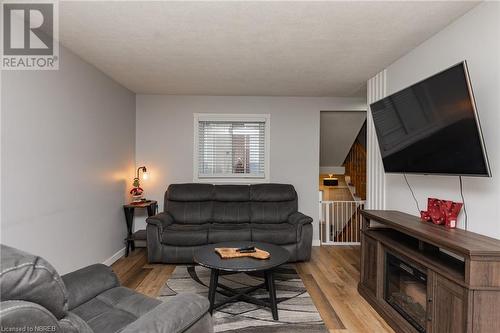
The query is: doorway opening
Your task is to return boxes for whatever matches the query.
[319,111,367,244]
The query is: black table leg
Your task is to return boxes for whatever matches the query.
[123,207,135,256]
[206,269,279,320]
[146,204,155,217]
[208,269,219,314]
[265,270,278,320]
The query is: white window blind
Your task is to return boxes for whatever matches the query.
[195,114,269,180]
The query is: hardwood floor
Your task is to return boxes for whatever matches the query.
[297,246,394,333]
[112,245,393,333]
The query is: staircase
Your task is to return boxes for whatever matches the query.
[343,121,366,200]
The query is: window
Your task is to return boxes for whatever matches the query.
[194,113,270,183]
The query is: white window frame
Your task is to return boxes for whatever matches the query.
[193,113,271,183]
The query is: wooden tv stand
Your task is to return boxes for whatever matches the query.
[359,210,500,333]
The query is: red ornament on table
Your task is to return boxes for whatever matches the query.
[130,187,143,196]
[420,198,463,228]
[130,187,144,202]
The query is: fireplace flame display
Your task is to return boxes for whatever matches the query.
[385,253,427,333]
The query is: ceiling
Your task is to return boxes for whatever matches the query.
[59,1,478,96]
[320,111,366,167]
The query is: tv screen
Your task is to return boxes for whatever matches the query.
[370,62,490,176]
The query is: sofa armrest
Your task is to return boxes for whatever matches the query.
[146,212,174,231]
[120,293,212,333]
[0,300,61,331]
[61,264,119,310]
[288,212,313,225]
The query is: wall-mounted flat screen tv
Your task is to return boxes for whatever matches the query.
[370,61,490,176]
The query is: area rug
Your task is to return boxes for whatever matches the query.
[158,265,328,333]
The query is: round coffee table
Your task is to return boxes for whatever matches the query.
[193,241,290,320]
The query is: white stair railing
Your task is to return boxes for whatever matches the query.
[319,200,365,245]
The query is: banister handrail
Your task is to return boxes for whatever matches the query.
[343,140,367,200]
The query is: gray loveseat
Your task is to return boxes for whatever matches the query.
[147,183,313,263]
[0,244,213,333]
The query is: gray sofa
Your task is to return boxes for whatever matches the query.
[0,244,213,333]
[147,183,313,264]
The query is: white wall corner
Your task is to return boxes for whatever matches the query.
[366,70,387,210]
[103,247,126,266]
[312,239,321,247]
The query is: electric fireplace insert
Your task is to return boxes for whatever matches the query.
[384,252,427,333]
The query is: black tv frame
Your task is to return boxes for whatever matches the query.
[370,61,491,177]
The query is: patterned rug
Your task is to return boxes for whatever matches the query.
[158,265,328,333]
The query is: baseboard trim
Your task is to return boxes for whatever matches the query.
[312,239,321,247]
[103,247,126,266]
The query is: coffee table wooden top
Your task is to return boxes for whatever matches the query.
[194,242,289,272]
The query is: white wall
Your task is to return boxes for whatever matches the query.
[382,2,500,239]
[320,111,366,168]
[1,45,136,273]
[319,166,345,175]
[135,95,366,244]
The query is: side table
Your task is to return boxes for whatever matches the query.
[123,200,158,256]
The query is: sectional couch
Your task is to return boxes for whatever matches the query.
[0,244,212,333]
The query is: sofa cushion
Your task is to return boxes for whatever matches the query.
[250,184,297,202]
[166,201,213,224]
[71,287,160,333]
[213,201,250,223]
[166,183,214,201]
[214,185,250,201]
[250,201,297,223]
[62,264,119,310]
[251,223,297,245]
[208,223,251,243]
[119,293,211,333]
[161,224,209,246]
[59,312,94,333]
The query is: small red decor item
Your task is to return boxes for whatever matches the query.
[420,198,463,228]
[130,187,144,202]
[130,187,143,196]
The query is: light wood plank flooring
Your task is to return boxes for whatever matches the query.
[112,245,393,333]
